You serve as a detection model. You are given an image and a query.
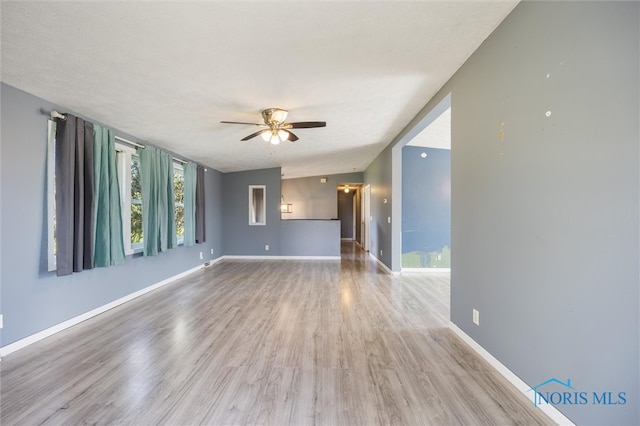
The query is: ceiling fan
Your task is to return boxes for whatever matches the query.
[221,108,326,145]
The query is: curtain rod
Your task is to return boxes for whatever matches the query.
[114,135,145,149]
[50,110,187,164]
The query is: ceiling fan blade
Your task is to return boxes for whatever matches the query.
[241,129,270,141]
[287,121,327,129]
[221,121,265,126]
[284,130,299,142]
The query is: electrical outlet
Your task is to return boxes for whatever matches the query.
[0,314,3,329]
[387,216,391,224]
[210,248,214,254]
[473,309,480,326]
[199,252,203,260]
[265,244,269,251]
[380,249,383,256]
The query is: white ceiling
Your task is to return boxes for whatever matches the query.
[406,106,451,150]
[1,1,517,179]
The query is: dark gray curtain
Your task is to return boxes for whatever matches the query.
[55,114,94,276]
[195,165,206,243]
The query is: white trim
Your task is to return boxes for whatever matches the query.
[369,252,396,274]
[222,255,341,260]
[204,255,225,266]
[46,120,57,272]
[401,267,451,273]
[0,265,204,358]
[449,322,576,426]
[248,185,266,226]
[341,238,354,241]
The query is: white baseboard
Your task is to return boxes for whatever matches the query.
[449,322,575,426]
[203,255,225,267]
[0,264,205,358]
[221,255,341,260]
[401,267,451,273]
[368,252,394,274]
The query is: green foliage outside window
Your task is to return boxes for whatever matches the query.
[174,169,184,239]
[131,155,143,245]
[129,155,185,247]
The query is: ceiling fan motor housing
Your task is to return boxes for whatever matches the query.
[262,108,288,126]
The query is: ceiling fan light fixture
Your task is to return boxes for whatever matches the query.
[271,108,288,124]
[277,129,289,142]
[222,108,325,143]
[270,132,281,145]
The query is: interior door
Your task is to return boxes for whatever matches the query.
[352,194,357,242]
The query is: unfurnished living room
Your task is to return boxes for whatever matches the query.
[1,1,638,425]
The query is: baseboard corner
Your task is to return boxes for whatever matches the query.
[448,321,576,426]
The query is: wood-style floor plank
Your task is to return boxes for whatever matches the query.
[0,242,553,425]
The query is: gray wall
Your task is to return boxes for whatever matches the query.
[402,146,451,268]
[338,190,354,239]
[221,167,282,255]
[0,83,223,346]
[281,172,362,220]
[364,145,393,266]
[280,220,340,256]
[366,2,638,424]
[452,3,638,424]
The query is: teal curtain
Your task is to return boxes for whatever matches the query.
[92,125,125,267]
[183,162,197,246]
[139,146,176,256]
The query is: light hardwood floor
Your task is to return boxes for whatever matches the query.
[1,242,552,425]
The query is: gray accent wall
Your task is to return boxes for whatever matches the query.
[365,2,638,424]
[364,145,393,267]
[281,172,363,220]
[338,190,354,239]
[450,3,638,424]
[0,83,223,347]
[402,146,451,268]
[221,167,282,255]
[280,220,340,256]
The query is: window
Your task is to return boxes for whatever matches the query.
[48,131,186,263]
[174,162,184,245]
[48,126,140,269]
[47,120,57,271]
[116,144,143,255]
[249,185,266,226]
[130,153,143,251]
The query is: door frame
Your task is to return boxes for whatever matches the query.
[363,184,371,251]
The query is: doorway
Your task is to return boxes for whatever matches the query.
[337,184,362,242]
[392,94,451,271]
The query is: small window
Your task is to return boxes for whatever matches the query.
[174,162,184,244]
[116,145,142,255]
[130,153,143,251]
[249,185,266,226]
[47,120,57,271]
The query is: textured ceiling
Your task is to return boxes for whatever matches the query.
[1,1,517,179]
[407,106,451,150]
